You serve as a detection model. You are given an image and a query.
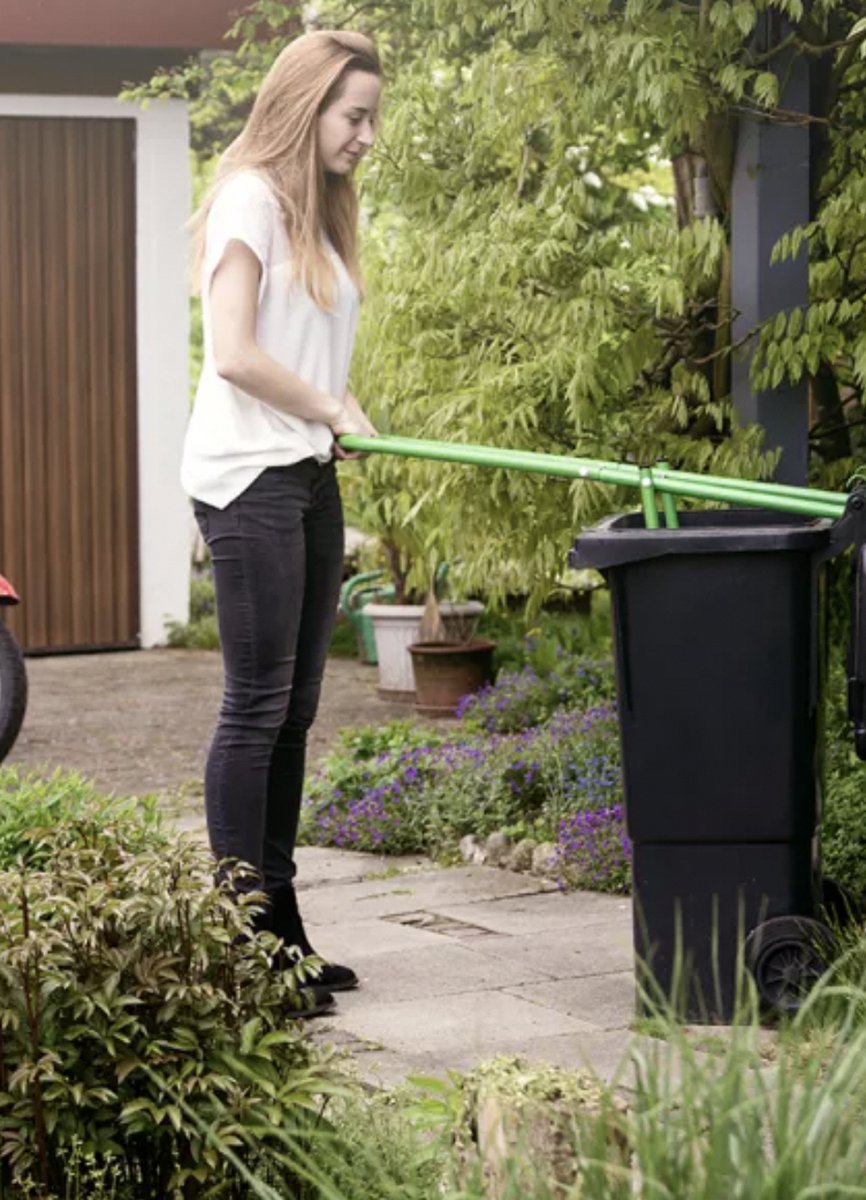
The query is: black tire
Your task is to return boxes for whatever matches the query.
[744,915,835,1016]
[0,622,27,763]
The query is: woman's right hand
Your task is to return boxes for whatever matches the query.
[330,391,378,440]
[331,393,377,460]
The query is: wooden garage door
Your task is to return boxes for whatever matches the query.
[0,116,139,652]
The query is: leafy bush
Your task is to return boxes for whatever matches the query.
[0,829,338,1199]
[166,569,219,650]
[457,648,615,734]
[477,593,613,675]
[819,657,866,901]
[302,706,623,861]
[0,768,168,870]
[327,614,361,659]
[823,739,866,902]
[302,721,444,839]
[291,1087,444,1200]
[301,722,445,855]
[219,971,866,1200]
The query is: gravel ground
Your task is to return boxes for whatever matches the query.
[5,649,420,819]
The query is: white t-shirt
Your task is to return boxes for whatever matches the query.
[180,170,360,508]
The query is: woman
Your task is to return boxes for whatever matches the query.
[181,30,381,1014]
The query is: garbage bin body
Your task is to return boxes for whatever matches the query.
[571,510,834,1021]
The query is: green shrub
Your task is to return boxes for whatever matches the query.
[212,969,866,1200]
[0,831,339,1199]
[299,720,445,849]
[166,570,220,650]
[326,614,361,660]
[822,659,866,901]
[822,746,866,901]
[301,706,623,862]
[166,614,220,651]
[457,647,615,733]
[0,768,168,870]
[288,1087,444,1200]
[477,592,612,675]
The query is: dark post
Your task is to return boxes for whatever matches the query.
[731,14,811,485]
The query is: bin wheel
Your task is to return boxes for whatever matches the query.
[744,916,835,1016]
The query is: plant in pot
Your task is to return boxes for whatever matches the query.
[348,474,485,700]
[408,562,496,717]
[363,547,486,702]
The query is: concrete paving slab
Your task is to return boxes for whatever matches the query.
[472,923,633,980]
[330,941,545,1004]
[504,972,636,1032]
[520,1030,637,1084]
[334,989,598,1059]
[298,867,555,925]
[428,891,630,937]
[307,917,449,958]
[353,1030,722,1094]
[319,1028,447,1090]
[293,846,431,888]
[422,1028,636,1085]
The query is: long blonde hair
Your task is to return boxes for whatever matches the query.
[190,29,381,308]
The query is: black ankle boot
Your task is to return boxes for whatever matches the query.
[271,885,359,992]
[250,899,336,1018]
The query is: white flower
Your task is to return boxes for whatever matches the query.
[629,191,649,212]
[565,145,589,171]
[637,184,669,208]
[583,171,603,190]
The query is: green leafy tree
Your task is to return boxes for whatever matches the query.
[132,0,866,602]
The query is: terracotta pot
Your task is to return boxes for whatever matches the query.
[365,601,485,700]
[408,639,496,716]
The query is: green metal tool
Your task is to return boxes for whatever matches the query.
[338,433,847,523]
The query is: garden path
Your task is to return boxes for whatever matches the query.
[298,846,636,1088]
[6,648,415,802]
[7,648,637,1085]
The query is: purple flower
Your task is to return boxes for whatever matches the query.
[555,804,630,894]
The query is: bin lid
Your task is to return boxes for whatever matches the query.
[570,509,835,571]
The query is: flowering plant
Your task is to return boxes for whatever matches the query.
[302,704,624,870]
[555,804,631,894]
[457,652,615,734]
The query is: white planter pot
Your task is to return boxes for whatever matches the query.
[365,601,484,700]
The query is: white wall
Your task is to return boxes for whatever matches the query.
[0,94,192,647]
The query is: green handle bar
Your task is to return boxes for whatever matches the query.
[337,433,847,521]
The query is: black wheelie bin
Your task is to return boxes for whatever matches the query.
[570,497,866,1022]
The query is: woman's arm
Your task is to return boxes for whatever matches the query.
[210,239,351,427]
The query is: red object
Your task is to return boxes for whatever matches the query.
[0,576,21,606]
[0,0,240,50]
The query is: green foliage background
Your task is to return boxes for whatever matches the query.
[130,0,866,602]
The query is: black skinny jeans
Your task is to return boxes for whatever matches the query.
[193,460,344,894]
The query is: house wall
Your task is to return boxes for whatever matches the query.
[1,0,239,49]
[0,46,191,95]
[0,94,192,648]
